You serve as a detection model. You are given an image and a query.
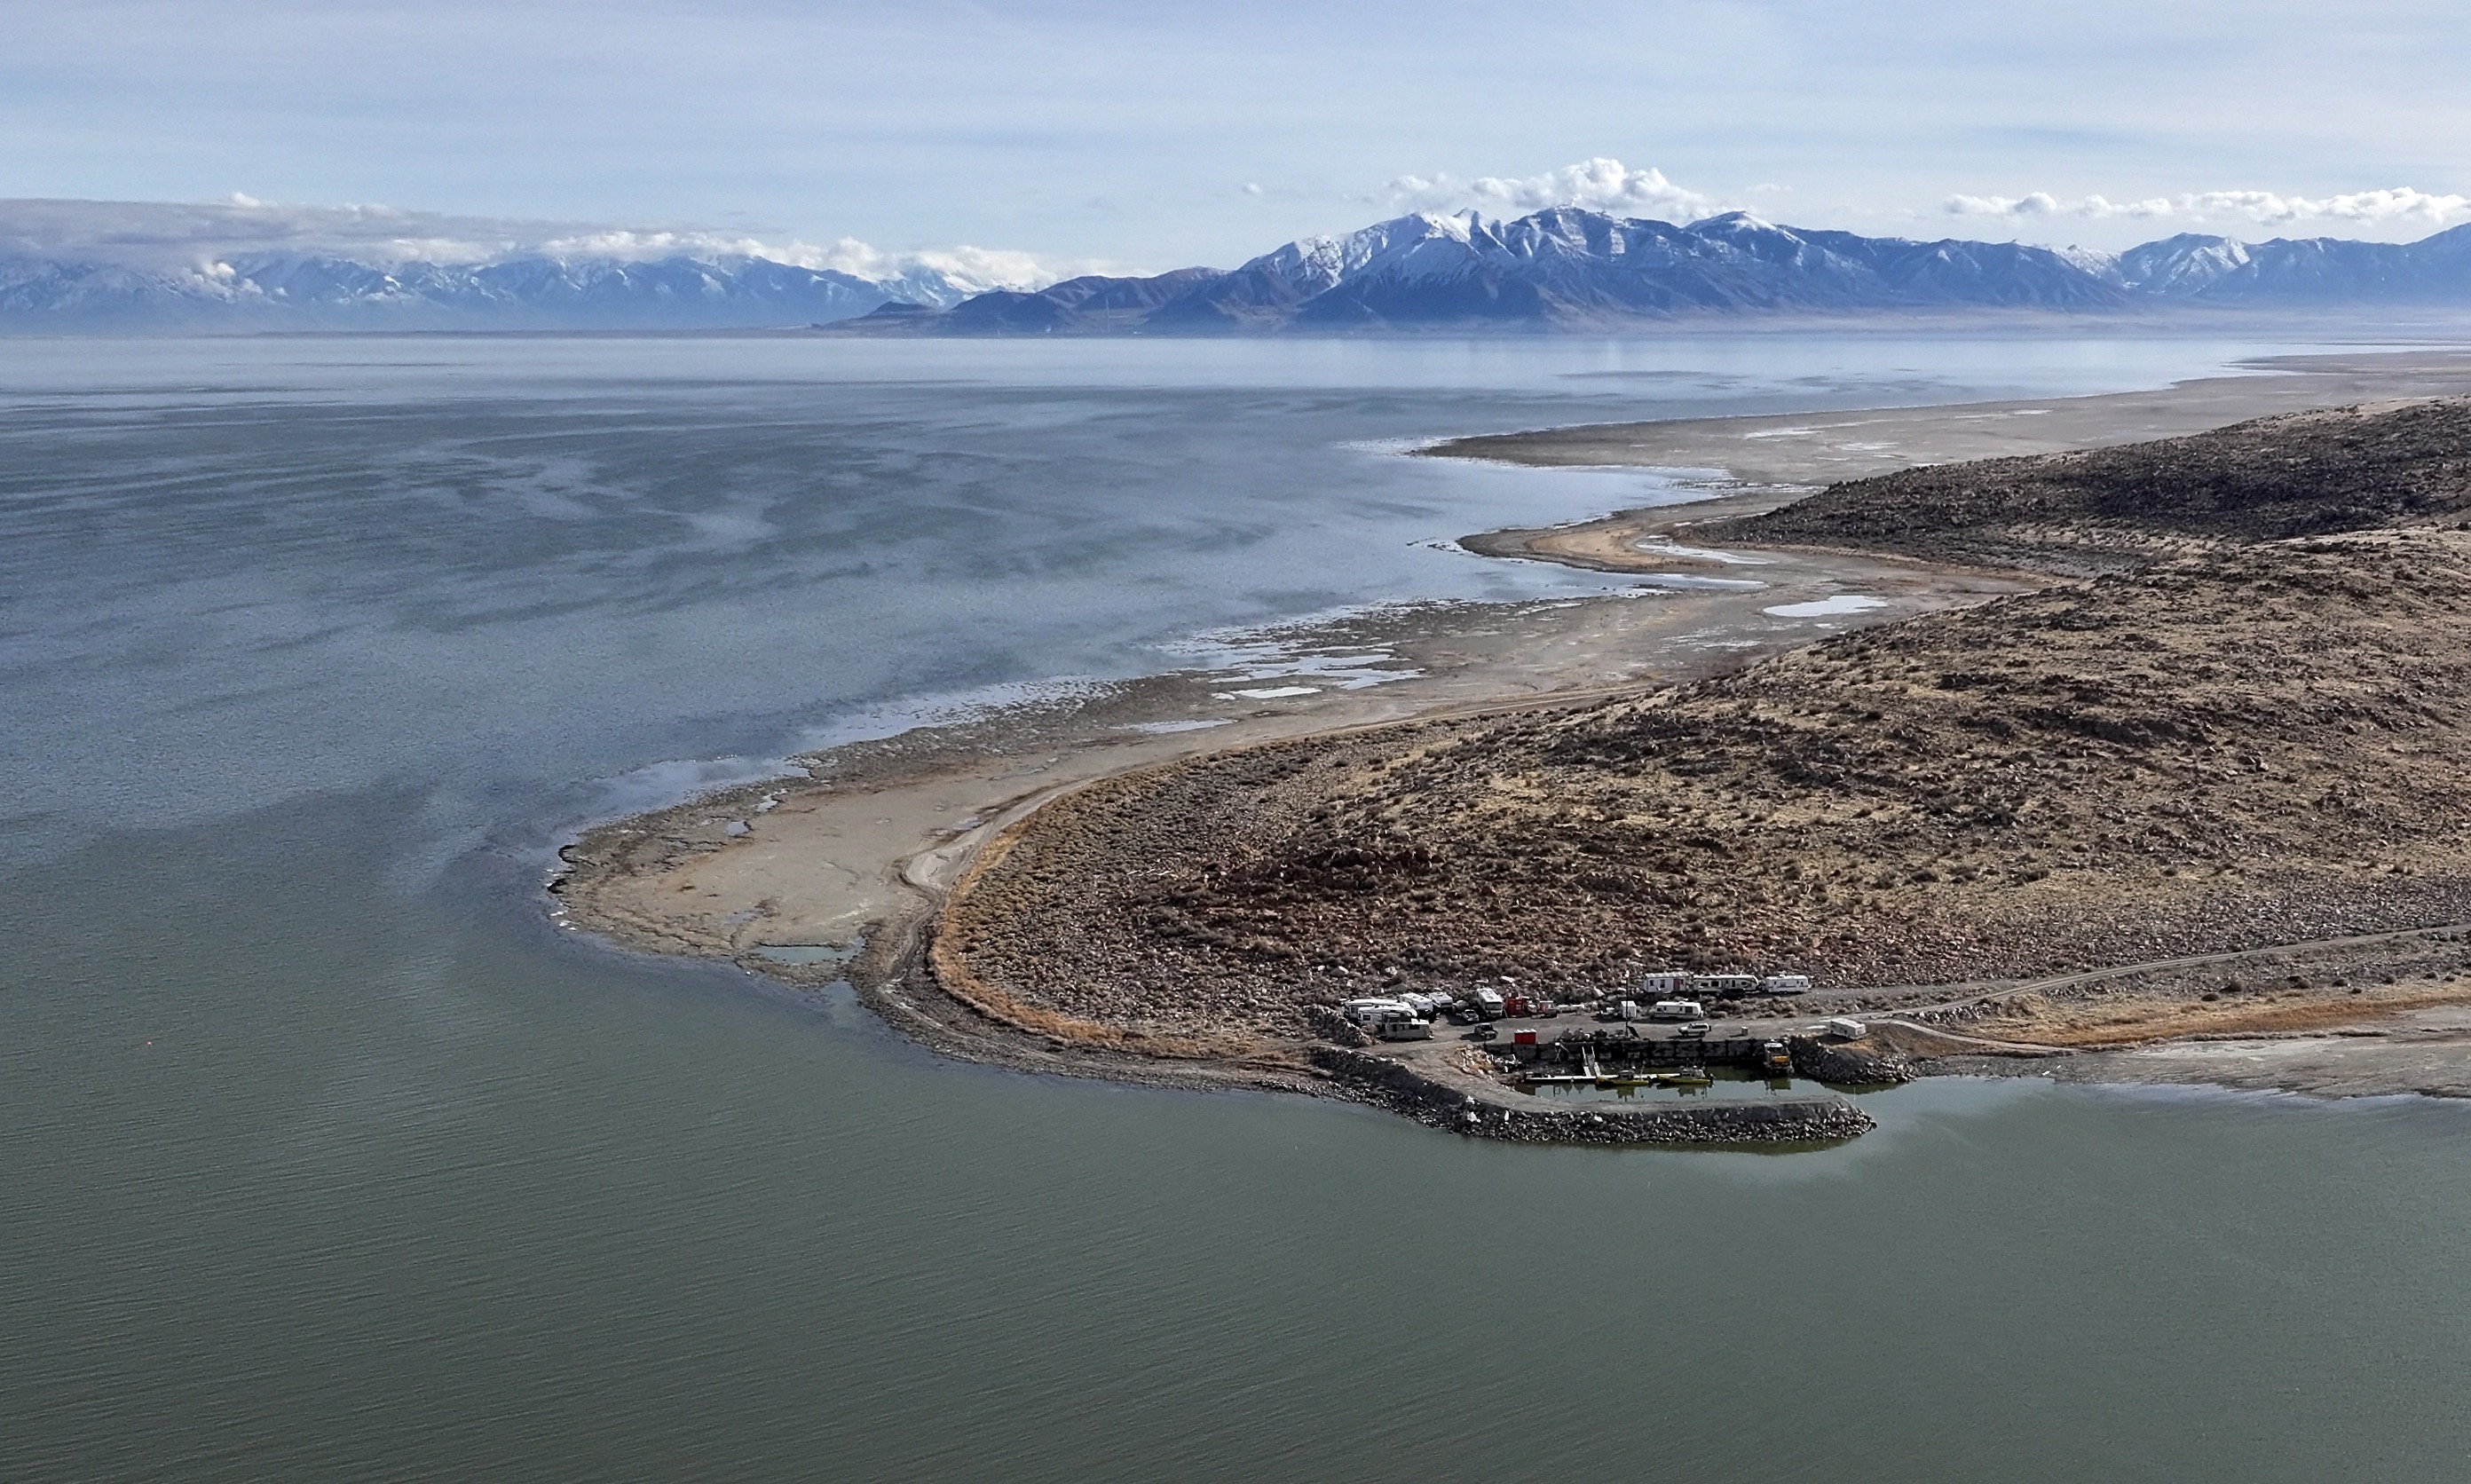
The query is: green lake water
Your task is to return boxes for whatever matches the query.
[6,335,2467,1481]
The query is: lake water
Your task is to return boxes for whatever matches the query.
[6,334,2470,1482]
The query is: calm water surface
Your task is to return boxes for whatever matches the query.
[5,335,2468,1482]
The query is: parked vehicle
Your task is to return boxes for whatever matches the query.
[1469,1022,1498,1042]
[1472,988,1506,1021]
[1761,975,1812,997]
[1692,973,1760,999]
[1762,1038,1793,1072]
[1647,999,1705,1022]
[1678,1021,1712,1038]
[1371,1010,1433,1041]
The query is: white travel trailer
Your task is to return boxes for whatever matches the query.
[1636,971,1691,997]
[1761,975,1812,997]
[1342,997,1416,1027]
[1647,999,1706,1022]
[1370,1007,1433,1041]
[1692,973,1761,999]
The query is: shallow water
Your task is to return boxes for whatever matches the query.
[8,335,2471,1482]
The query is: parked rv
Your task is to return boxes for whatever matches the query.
[1693,973,1760,999]
[1761,975,1812,997]
[1647,999,1705,1022]
[1472,988,1506,1021]
[1371,1009,1433,1041]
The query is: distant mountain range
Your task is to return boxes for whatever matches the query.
[866,210,2471,334]
[7,208,2470,334]
[0,251,988,331]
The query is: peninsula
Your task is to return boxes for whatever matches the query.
[557,351,2471,1143]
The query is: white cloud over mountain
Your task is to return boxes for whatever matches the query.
[0,196,1093,291]
[1946,186,2471,228]
[1385,159,1729,222]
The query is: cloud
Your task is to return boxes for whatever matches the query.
[0,196,1096,288]
[1945,186,2471,228]
[799,237,1107,293]
[1385,158,1728,222]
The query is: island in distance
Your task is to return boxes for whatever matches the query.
[562,390,2471,1147]
[8,201,2471,332]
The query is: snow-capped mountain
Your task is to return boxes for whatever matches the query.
[855,210,2471,334]
[6,208,2470,334]
[0,250,989,330]
[2098,225,2471,304]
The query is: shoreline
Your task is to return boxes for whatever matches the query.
[557,346,2471,1136]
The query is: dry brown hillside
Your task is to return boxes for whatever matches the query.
[1707,399,2471,575]
[936,402,2471,1045]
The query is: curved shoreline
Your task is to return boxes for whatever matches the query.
[557,349,2471,1137]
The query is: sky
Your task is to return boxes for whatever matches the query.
[4,0,2468,277]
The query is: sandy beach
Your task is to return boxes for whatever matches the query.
[557,346,2471,1116]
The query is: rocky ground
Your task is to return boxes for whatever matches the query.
[936,399,2471,1065]
[1705,398,2471,574]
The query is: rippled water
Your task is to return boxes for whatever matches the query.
[7,335,2470,1482]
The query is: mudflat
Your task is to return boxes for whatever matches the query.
[559,350,2471,1120]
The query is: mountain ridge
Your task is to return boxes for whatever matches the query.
[6,209,2471,333]
[857,209,2471,334]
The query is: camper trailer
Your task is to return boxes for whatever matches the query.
[1647,999,1705,1022]
[1692,973,1761,999]
[1761,975,1812,997]
[1371,1007,1433,1041]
